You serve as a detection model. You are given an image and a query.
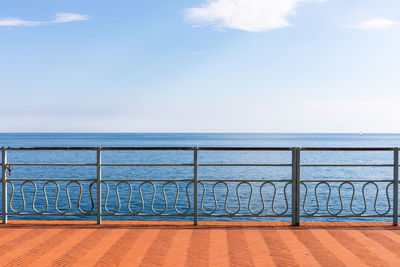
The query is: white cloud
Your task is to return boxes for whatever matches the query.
[350,18,400,30]
[184,0,325,32]
[0,13,89,27]
[52,13,89,23]
[0,18,40,27]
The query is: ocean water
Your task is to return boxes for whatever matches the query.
[0,133,399,222]
[2,132,400,147]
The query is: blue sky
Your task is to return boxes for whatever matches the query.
[1,0,399,133]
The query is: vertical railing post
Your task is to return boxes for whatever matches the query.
[193,147,198,226]
[2,148,7,224]
[291,148,300,226]
[296,148,301,226]
[394,148,398,226]
[291,148,296,225]
[97,148,102,224]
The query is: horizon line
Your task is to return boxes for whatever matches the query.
[0,132,400,134]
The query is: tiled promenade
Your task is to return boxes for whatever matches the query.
[0,221,400,266]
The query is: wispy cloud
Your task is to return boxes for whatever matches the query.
[349,18,400,30]
[184,0,325,32]
[0,13,89,27]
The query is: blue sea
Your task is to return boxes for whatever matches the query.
[1,133,399,222]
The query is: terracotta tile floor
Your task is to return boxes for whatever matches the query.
[1,221,400,266]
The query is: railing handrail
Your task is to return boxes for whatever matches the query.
[2,146,400,151]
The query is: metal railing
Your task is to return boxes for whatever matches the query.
[1,147,399,226]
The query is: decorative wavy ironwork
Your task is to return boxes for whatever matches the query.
[101,180,193,216]
[6,180,96,216]
[301,181,392,217]
[4,179,293,217]
[199,181,291,216]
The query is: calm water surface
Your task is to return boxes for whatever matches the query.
[1,133,399,222]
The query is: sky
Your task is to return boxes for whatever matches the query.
[0,0,400,133]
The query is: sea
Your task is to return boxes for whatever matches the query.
[1,133,399,222]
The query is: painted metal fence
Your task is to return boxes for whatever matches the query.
[1,147,399,226]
